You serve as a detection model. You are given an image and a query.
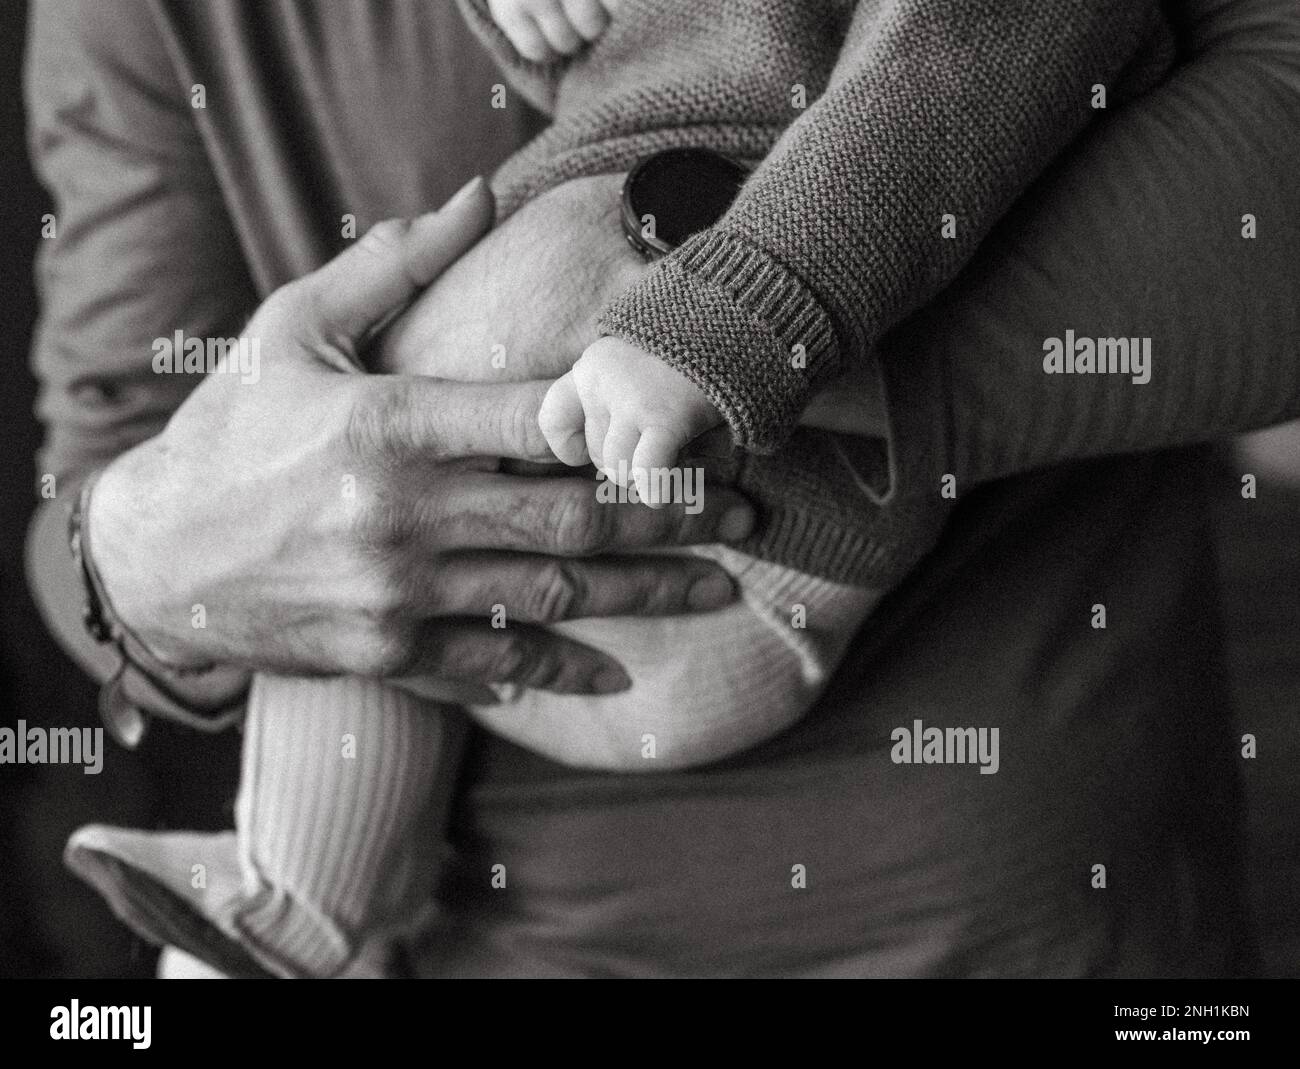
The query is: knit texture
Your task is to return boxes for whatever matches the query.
[460,0,1174,587]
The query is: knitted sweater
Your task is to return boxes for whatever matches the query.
[460,0,1174,586]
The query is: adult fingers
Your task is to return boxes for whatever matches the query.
[411,551,739,623]
[424,472,757,555]
[405,620,631,694]
[360,377,556,463]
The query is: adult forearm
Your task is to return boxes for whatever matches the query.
[887,19,1300,487]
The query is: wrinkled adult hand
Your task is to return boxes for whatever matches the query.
[87,179,755,695]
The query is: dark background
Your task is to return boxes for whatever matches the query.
[1,0,1296,978]
[1,0,239,978]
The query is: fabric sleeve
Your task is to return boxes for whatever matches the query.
[23,0,256,697]
[914,0,1300,485]
[597,0,1169,453]
[458,0,862,219]
[25,0,258,486]
[791,0,1300,489]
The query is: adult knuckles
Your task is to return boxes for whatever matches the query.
[541,488,696,556]
[343,386,390,460]
[345,384,439,463]
[547,486,615,556]
[355,559,413,623]
[345,622,419,677]
[331,457,425,558]
[497,632,567,690]
[520,559,584,622]
[351,492,419,558]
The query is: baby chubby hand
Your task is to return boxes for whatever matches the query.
[486,0,618,62]
[539,337,724,506]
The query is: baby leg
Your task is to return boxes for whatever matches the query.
[66,675,462,977]
[232,675,462,975]
[469,545,879,771]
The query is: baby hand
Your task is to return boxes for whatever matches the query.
[539,337,723,506]
[486,0,617,62]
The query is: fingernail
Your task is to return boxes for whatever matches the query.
[687,572,735,610]
[718,505,755,542]
[590,665,632,694]
[444,175,485,211]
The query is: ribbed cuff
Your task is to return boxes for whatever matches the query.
[598,228,841,454]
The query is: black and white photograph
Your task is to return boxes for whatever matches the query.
[0,0,1297,1040]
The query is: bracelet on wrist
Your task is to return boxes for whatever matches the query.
[69,476,249,748]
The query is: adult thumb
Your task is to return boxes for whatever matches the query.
[305,177,495,354]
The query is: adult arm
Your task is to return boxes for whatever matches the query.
[395,0,1300,491]
[23,0,262,710]
[23,0,754,708]
[903,0,1300,487]
[462,0,1298,491]
[499,0,1171,452]
[801,0,1300,484]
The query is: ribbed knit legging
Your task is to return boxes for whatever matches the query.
[234,545,877,975]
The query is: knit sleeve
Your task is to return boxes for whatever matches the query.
[457,0,860,219]
[598,0,1170,453]
[905,0,1300,487]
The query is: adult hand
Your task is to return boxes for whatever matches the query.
[86,179,755,694]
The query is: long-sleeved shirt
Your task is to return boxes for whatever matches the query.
[457,0,1300,594]
[24,0,1300,975]
[465,0,1173,461]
